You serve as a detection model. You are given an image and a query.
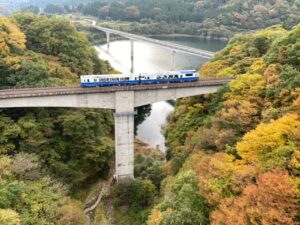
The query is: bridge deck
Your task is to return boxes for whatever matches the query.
[0,79,231,99]
[91,22,215,58]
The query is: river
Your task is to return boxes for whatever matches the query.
[95,35,226,152]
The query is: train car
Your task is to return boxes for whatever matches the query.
[80,70,199,87]
[80,74,136,87]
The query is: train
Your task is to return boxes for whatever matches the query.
[80,70,199,87]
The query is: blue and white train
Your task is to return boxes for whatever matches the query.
[80,70,199,87]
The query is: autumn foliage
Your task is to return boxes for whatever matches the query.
[161,23,300,225]
[211,170,298,225]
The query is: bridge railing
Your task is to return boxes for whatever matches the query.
[0,85,79,91]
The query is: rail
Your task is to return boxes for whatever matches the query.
[0,78,232,99]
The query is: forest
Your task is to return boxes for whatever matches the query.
[43,0,300,38]
[0,7,299,225]
[0,14,116,224]
[90,22,299,224]
[154,23,300,225]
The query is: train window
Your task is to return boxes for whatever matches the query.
[87,79,90,82]
[169,75,173,78]
[186,74,193,77]
[175,75,178,78]
[180,75,183,78]
[94,78,97,82]
[147,77,150,79]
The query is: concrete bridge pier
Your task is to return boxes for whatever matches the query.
[106,32,110,51]
[130,39,134,74]
[114,91,135,181]
[170,50,176,70]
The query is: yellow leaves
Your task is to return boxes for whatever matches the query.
[250,59,267,74]
[0,156,12,178]
[45,57,78,85]
[200,60,228,78]
[0,16,26,56]
[252,25,287,40]
[236,114,300,162]
[219,99,261,128]
[194,153,237,205]
[215,73,265,131]
[0,209,20,225]
[227,73,265,97]
[187,103,204,116]
[229,44,243,57]
[1,55,22,71]
[147,204,164,225]
[217,67,236,78]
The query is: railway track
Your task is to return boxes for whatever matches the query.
[0,78,232,99]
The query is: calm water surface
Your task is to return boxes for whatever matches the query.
[95,36,226,151]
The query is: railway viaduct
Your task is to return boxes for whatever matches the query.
[0,79,231,181]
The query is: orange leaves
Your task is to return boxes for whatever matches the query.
[194,153,236,205]
[264,63,281,89]
[211,170,298,225]
[229,44,244,57]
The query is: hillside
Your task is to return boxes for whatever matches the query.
[76,0,300,37]
[148,23,300,225]
[0,12,299,225]
[83,23,300,225]
[0,14,115,224]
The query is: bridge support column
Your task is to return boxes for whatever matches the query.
[130,39,134,74]
[114,91,135,181]
[170,50,175,70]
[106,32,110,51]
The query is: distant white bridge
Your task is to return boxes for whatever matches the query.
[85,19,215,73]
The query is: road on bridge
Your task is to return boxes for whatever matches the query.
[85,19,215,59]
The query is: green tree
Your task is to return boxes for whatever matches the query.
[113,178,157,210]
[159,171,210,225]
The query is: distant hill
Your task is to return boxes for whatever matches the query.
[77,0,300,36]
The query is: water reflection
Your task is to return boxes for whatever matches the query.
[95,36,226,151]
[136,101,174,152]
